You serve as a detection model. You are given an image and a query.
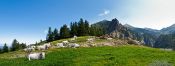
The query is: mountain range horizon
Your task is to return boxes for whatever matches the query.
[100,19,175,30]
[1,18,175,46]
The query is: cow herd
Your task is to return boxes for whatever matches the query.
[24,40,80,61]
[24,36,112,61]
[56,41,80,48]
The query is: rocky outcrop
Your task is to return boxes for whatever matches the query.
[92,18,155,46]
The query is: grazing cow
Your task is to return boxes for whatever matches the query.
[74,35,77,39]
[44,43,51,49]
[30,46,36,49]
[62,41,69,44]
[24,47,35,52]
[87,38,94,42]
[69,43,80,48]
[37,45,46,50]
[107,38,113,40]
[37,43,51,50]
[28,52,45,61]
[57,43,65,48]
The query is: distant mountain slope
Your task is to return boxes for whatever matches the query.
[144,28,159,33]
[92,18,175,49]
[154,33,175,48]
[0,46,2,49]
[92,18,158,47]
[161,24,175,34]
[124,24,160,37]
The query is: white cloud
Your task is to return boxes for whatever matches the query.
[98,10,110,16]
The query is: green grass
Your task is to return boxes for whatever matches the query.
[51,36,92,45]
[0,45,175,66]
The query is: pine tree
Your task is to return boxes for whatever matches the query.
[0,48,2,54]
[77,18,86,36]
[84,20,90,35]
[3,43,8,53]
[46,27,54,42]
[60,24,70,39]
[74,22,78,35]
[20,43,27,49]
[11,39,20,51]
[53,28,60,40]
[70,22,78,37]
[89,25,104,36]
[89,25,96,36]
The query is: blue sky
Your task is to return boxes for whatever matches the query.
[0,0,175,45]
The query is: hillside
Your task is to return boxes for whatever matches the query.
[0,45,174,66]
[0,36,174,66]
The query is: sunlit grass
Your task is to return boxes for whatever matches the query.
[0,45,174,66]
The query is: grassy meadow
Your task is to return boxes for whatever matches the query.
[0,45,174,66]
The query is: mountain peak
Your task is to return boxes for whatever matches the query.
[111,18,119,24]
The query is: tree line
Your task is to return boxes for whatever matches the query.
[0,39,27,53]
[46,18,105,42]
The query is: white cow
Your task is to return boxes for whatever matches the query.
[28,52,45,61]
[87,38,94,41]
[37,45,46,50]
[24,47,35,52]
[62,41,69,44]
[69,43,80,48]
[57,43,65,48]
[44,43,51,49]
[37,43,51,50]
[30,46,36,48]
[107,38,113,40]
[74,35,77,39]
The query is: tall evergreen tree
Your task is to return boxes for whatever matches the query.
[11,39,19,51]
[70,22,78,36]
[0,48,2,54]
[20,43,27,49]
[89,25,96,36]
[74,22,78,35]
[84,20,90,35]
[3,43,8,53]
[53,28,60,40]
[77,18,86,36]
[89,25,104,36]
[46,27,54,42]
[60,24,70,39]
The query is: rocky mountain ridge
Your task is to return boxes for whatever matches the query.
[92,18,175,48]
